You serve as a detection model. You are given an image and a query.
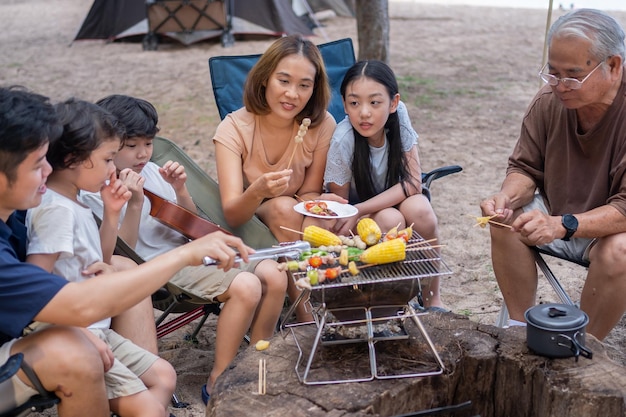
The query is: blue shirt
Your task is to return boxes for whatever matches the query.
[0,211,68,345]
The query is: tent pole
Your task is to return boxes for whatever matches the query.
[297,0,329,41]
[541,0,554,88]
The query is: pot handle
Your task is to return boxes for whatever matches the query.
[557,332,593,361]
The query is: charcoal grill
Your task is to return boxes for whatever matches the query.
[281,235,453,385]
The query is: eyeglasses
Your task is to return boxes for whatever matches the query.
[538,61,604,90]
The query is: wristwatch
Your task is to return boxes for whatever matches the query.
[561,214,578,241]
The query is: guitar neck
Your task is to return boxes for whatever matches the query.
[143,188,231,240]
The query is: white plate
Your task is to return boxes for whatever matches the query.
[294,200,358,219]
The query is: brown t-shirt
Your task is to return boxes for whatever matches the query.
[507,78,626,217]
[213,108,336,196]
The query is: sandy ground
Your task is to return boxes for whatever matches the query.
[2,1,625,416]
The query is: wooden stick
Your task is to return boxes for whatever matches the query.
[279,225,304,235]
[488,220,513,229]
[407,244,447,251]
[285,143,299,171]
[262,359,266,394]
[406,238,438,248]
[339,262,378,274]
[293,194,305,203]
[258,359,266,395]
[286,118,310,170]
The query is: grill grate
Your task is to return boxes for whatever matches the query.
[291,237,453,308]
[293,238,452,290]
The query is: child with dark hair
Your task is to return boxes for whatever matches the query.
[25,98,177,417]
[82,94,287,405]
[0,86,252,416]
[323,60,445,310]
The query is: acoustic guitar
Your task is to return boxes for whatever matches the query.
[143,189,231,240]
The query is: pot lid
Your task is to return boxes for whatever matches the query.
[525,303,589,330]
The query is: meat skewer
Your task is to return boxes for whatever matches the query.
[286,118,310,170]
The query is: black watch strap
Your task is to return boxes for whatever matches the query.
[561,214,578,241]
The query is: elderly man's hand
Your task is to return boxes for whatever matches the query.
[480,192,515,223]
[512,209,561,246]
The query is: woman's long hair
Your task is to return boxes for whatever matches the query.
[340,61,416,202]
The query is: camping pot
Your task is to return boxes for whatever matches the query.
[525,303,593,361]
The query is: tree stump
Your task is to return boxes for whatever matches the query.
[208,313,626,417]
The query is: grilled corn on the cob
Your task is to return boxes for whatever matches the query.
[356,218,382,246]
[303,225,342,247]
[359,238,406,264]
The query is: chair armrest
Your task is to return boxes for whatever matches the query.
[421,165,463,190]
[0,353,23,384]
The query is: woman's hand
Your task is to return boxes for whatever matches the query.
[256,169,292,198]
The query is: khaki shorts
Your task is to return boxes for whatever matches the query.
[91,328,159,400]
[169,261,259,302]
[0,339,39,413]
[523,193,595,263]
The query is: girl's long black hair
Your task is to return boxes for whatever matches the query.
[340,60,417,202]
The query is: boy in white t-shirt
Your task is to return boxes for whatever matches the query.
[81,95,287,404]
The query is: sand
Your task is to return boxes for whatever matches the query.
[2,1,624,416]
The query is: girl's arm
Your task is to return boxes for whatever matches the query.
[99,209,121,264]
[353,183,407,217]
[346,146,423,217]
[404,145,423,195]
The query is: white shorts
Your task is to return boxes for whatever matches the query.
[523,193,594,264]
[90,328,159,400]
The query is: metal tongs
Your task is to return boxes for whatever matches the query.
[203,240,311,266]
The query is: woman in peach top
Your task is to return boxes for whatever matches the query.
[213,35,341,244]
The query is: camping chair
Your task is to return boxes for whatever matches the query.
[110,134,277,343]
[495,247,588,328]
[209,37,354,123]
[208,37,463,199]
[0,353,59,417]
[111,134,278,339]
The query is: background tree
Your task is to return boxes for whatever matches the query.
[354,0,389,63]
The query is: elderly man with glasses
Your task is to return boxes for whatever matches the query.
[480,8,626,340]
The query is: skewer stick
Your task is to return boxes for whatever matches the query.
[293,194,305,203]
[286,118,311,170]
[258,359,266,395]
[339,262,378,274]
[407,244,447,251]
[406,238,438,248]
[279,225,304,235]
[488,220,513,229]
